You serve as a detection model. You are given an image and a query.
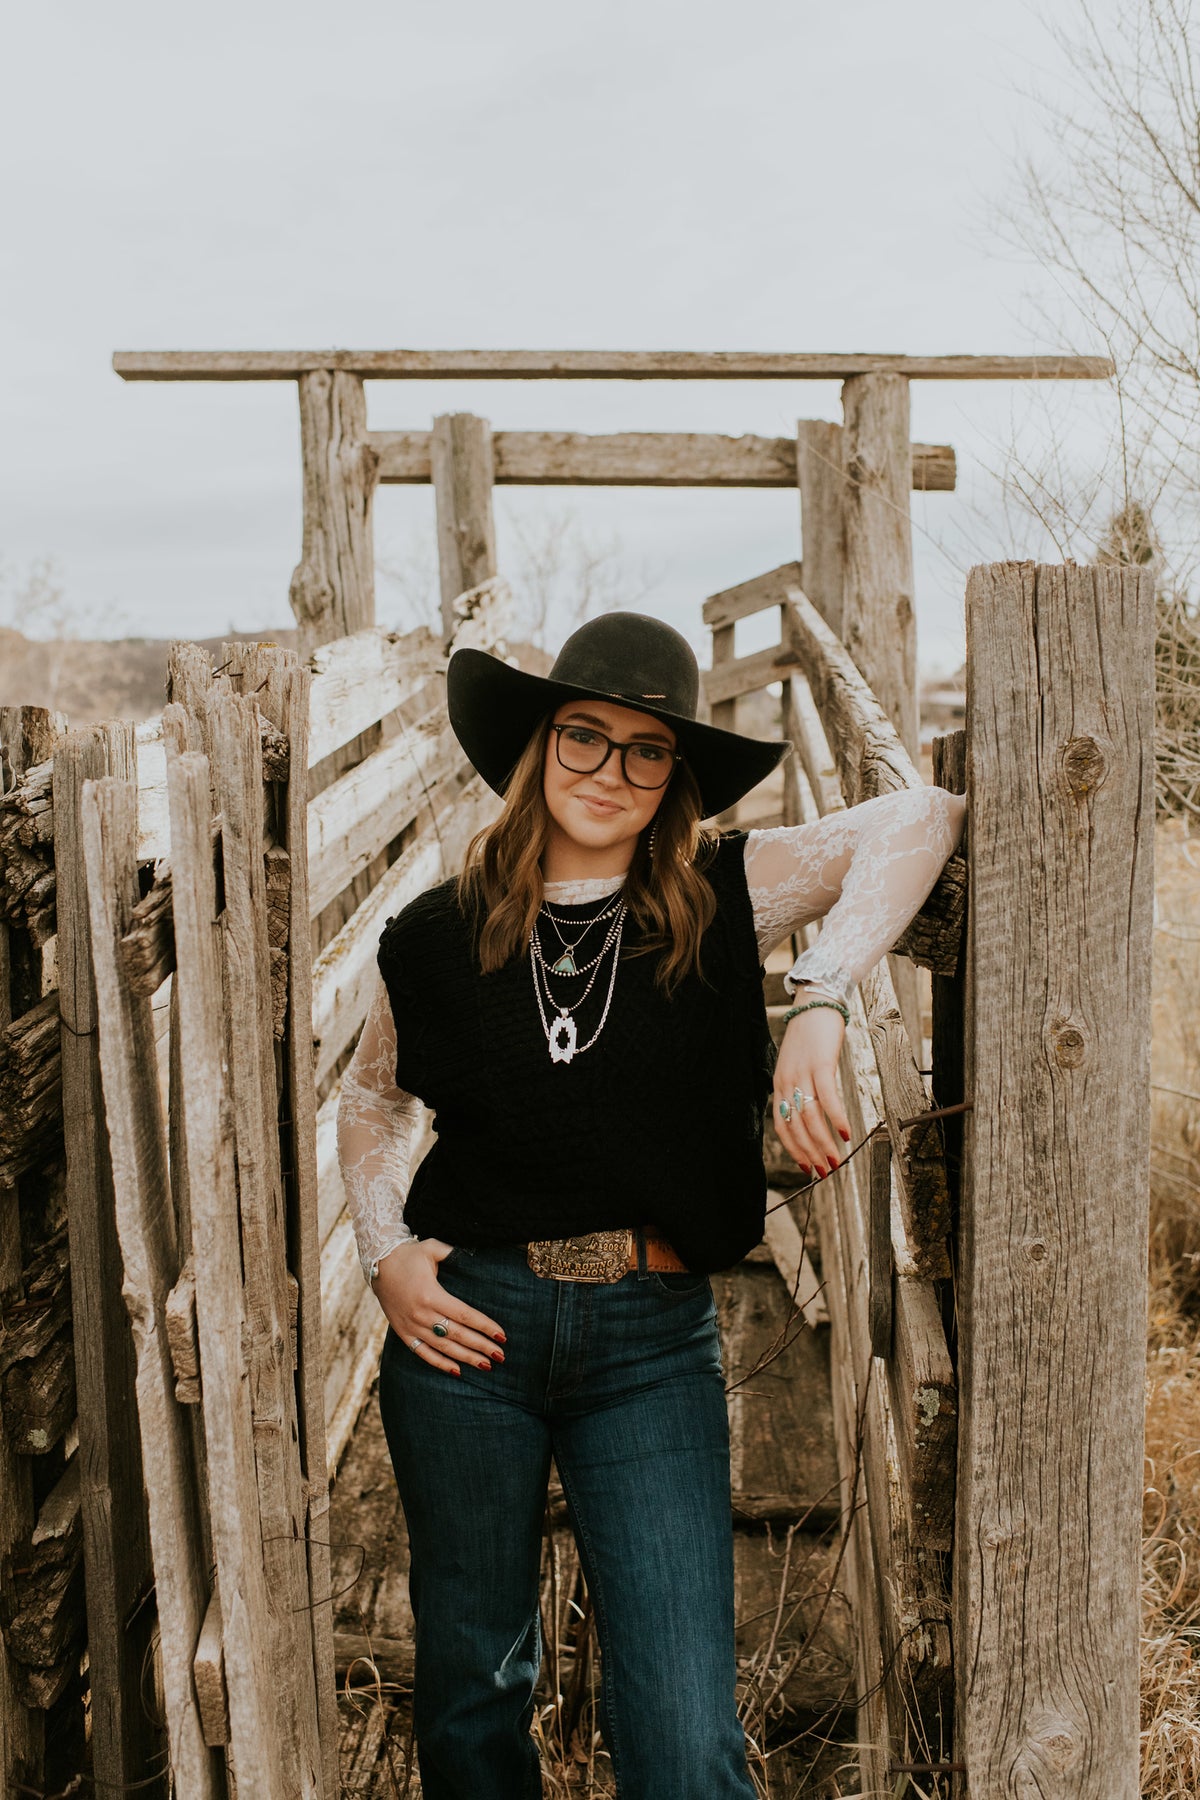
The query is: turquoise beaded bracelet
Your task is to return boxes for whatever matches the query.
[781,997,850,1028]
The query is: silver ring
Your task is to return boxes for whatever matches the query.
[792,1088,815,1110]
[432,1318,450,1338]
[409,1337,422,1352]
[778,1099,791,1123]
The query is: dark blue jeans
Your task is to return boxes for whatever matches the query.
[377,1240,756,1800]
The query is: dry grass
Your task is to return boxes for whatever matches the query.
[1143,818,1200,1795]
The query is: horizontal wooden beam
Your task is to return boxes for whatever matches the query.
[370,430,956,490]
[112,348,1115,382]
[703,562,803,629]
[702,642,806,706]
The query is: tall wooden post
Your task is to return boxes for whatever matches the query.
[431,413,497,646]
[54,725,161,1792]
[957,562,1153,1798]
[796,419,846,635]
[289,370,379,657]
[800,396,925,1051]
[840,373,918,762]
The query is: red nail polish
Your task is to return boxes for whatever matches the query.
[490,1349,505,1362]
[840,1128,851,1142]
[477,1359,491,1371]
[493,1332,507,1344]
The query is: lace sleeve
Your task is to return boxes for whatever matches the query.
[743,786,967,1005]
[336,970,422,1283]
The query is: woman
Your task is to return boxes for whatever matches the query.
[337,612,965,1800]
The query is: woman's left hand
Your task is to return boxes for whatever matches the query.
[773,1009,851,1176]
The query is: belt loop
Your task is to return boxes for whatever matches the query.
[635,1226,648,1280]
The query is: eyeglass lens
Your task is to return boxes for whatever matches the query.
[555,725,675,789]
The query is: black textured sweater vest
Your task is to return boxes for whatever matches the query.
[375,832,775,1274]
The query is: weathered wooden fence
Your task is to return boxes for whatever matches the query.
[701,555,1153,1797]
[0,583,509,1796]
[0,343,1152,1799]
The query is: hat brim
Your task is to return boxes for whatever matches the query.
[447,648,790,821]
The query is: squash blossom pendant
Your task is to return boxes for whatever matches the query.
[549,1010,578,1063]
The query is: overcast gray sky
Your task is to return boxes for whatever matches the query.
[0,0,1120,673]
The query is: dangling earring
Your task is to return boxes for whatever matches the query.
[647,821,659,859]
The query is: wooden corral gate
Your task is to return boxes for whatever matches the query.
[0,344,1153,1799]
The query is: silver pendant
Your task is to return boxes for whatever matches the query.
[549,1010,577,1063]
[550,951,578,976]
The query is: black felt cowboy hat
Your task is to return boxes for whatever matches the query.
[446,612,790,820]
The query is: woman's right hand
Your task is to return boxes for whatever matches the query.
[371,1238,507,1377]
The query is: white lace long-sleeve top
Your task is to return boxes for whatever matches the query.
[337,785,966,1280]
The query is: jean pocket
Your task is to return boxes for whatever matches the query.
[647,1270,712,1298]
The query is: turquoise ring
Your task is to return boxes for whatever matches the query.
[778,1099,791,1123]
[432,1318,450,1338]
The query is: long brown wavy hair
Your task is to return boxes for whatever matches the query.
[457,714,717,992]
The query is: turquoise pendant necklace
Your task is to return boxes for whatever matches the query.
[539,896,620,979]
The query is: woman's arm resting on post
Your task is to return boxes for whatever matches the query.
[336,972,506,1375]
[744,786,967,1173]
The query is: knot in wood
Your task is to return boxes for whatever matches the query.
[1024,1236,1049,1264]
[1050,1020,1087,1069]
[1061,733,1106,800]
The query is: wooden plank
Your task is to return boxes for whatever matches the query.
[867,1136,892,1359]
[761,1197,828,1329]
[311,774,499,1088]
[797,420,847,637]
[113,348,1116,381]
[307,713,462,919]
[166,744,286,1799]
[324,1286,389,1475]
[275,665,339,1793]
[375,429,956,491]
[431,414,497,645]
[78,774,219,1796]
[702,562,803,629]
[784,590,966,974]
[840,986,957,1552]
[288,370,377,657]
[193,1592,229,1748]
[0,709,60,1790]
[53,726,161,1790]
[841,372,918,760]
[714,1262,839,1528]
[165,1256,200,1404]
[702,641,806,708]
[956,562,1154,1795]
[306,627,445,769]
[207,694,323,1798]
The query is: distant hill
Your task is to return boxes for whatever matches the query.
[0,624,300,725]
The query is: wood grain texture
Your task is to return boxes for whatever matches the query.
[956,563,1154,1797]
[783,591,965,975]
[53,726,161,1791]
[166,747,286,1799]
[113,348,1115,381]
[702,561,803,630]
[79,775,219,1796]
[796,420,847,637]
[372,429,956,491]
[430,414,497,645]
[841,374,918,761]
[208,695,323,1797]
[288,371,378,657]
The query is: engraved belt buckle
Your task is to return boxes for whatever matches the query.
[526,1229,634,1283]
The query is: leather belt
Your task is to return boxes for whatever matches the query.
[526,1227,688,1283]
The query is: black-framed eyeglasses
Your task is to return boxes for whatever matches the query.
[550,722,682,790]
